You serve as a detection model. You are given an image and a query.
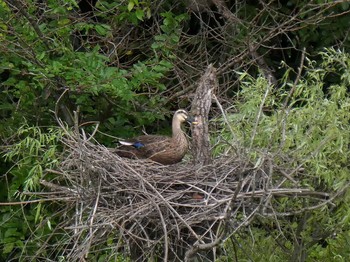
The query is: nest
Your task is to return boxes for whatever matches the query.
[37,125,330,262]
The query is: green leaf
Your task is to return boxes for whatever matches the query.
[47,219,52,230]
[127,1,134,11]
[135,9,144,21]
[3,242,14,254]
[4,228,21,238]
[95,24,111,36]
[146,7,151,19]
[35,202,41,223]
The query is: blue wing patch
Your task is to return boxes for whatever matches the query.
[133,141,145,149]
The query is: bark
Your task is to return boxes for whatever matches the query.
[191,64,218,165]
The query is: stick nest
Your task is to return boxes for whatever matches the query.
[41,128,329,262]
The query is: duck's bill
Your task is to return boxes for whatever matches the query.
[187,116,198,125]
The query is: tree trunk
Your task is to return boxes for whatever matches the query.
[191,64,217,165]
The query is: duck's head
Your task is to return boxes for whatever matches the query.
[174,109,198,125]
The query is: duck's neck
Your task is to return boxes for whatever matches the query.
[172,119,185,140]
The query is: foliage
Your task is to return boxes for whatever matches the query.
[213,48,350,261]
[0,125,62,260]
[0,0,186,144]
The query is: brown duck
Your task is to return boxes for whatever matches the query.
[115,109,197,165]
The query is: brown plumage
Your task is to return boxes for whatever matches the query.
[115,109,197,165]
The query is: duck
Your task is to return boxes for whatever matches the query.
[115,109,197,165]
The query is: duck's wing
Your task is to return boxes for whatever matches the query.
[117,135,174,162]
[119,140,144,149]
[120,135,171,149]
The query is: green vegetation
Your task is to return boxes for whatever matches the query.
[214,48,350,261]
[1,0,350,261]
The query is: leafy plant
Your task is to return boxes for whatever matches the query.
[213,48,350,261]
[0,125,63,260]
